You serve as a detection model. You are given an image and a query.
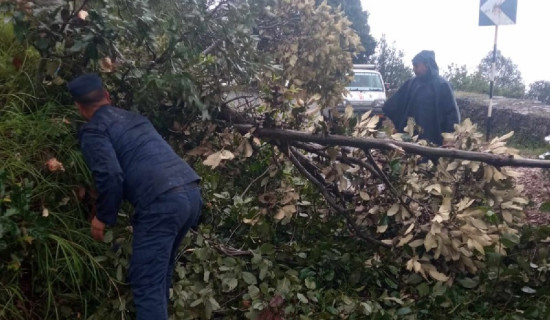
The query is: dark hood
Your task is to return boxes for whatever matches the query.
[412,50,439,78]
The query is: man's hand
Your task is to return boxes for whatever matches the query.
[91,216,105,241]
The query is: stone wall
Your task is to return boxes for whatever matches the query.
[456,92,550,144]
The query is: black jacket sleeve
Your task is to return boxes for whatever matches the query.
[383,79,412,131]
[438,81,460,134]
[80,128,124,225]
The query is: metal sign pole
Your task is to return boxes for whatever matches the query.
[486,25,499,141]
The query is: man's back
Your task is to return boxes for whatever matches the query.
[79,106,200,211]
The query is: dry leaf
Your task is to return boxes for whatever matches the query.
[45,158,65,172]
[187,146,212,156]
[243,217,259,225]
[404,223,415,235]
[77,10,88,20]
[428,269,449,282]
[408,239,424,248]
[397,233,413,247]
[359,191,370,201]
[203,150,234,168]
[387,204,399,217]
[99,57,114,73]
[275,205,296,220]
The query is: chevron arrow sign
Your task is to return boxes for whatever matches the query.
[479,0,517,26]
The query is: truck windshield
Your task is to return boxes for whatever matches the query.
[348,72,383,91]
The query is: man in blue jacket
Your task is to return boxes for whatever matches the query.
[68,74,201,320]
[382,50,460,145]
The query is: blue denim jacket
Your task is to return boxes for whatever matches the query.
[79,106,200,225]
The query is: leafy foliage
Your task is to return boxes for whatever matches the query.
[444,63,488,94]
[477,50,526,98]
[1,0,550,319]
[445,51,525,98]
[318,0,377,63]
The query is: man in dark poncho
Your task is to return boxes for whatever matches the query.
[382,50,460,145]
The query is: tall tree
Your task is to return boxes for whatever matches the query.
[444,63,488,93]
[371,35,412,90]
[477,50,525,98]
[319,0,376,63]
[527,80,550,104]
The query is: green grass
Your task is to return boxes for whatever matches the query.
[0,22,128,319]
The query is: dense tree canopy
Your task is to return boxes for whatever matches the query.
[477,50,526,98]
[527,80,550,104]
[319,0,377,63]
[445,51,526,98]
[370,34,413,91]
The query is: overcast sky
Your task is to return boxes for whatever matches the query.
[360,0,550,86]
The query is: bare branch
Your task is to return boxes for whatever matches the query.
[241,167,269,198]
[287,147,390,247]
[202,40,223,55]
[364,149,415,217]
[291,141,381,179]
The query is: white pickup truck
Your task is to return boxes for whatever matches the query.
[340,64,387,115]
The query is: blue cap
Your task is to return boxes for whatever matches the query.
[67,74,103,100]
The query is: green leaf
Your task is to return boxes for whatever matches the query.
[416,282,430,297]
[222,278,238,292]
[360,302,373,315]
[539,201,550,212]
[242,271,257,285]
[521,286,536,294]
[384,277,397,289]
[260,243,274,255]
[457,277,479,289]
[194,247,210,260]
[5,208,18,217]
[501,233,520,248]
[297,292,308,303]
[248,285,260,300]
[208,297,220,311]
[397,307,412,315]
[259,264,269,280]
[116,264,123,281]
[432,281,446,297]
[276,277,291,295]
[68,40,85,53]
[190,298,203,307]
[305,277,316,290]
[103,230,113,243]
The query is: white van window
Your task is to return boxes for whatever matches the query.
[349,72,384,91]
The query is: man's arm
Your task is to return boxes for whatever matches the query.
[80,129,124,227]
[382,79,411,131]
[438,82,460,133]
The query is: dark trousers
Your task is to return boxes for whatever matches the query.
[129,185,202,320]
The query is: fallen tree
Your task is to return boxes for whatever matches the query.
[234,124,550,168]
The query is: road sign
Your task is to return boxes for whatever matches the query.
[479,0,517,26]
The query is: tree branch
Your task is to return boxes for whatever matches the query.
[364,149,415,217]
[291,141,381,179]
[286,147,390,247]
[202,40,223,55]
[234,125,550,168]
